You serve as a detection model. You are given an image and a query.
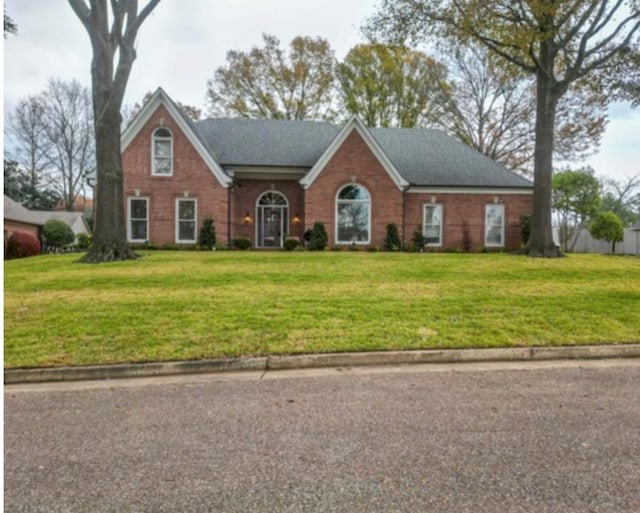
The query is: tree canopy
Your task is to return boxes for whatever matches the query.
[207,34,336,120]
[337,43,450,127]
[552,167,601,251]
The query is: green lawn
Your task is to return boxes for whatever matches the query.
[4,251,640,368]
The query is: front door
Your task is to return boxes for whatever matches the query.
[256,191,288,248]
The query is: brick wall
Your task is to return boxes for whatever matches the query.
[230,179,305,245]
[304,129,404,247]
[122,105,229,245]
[404,192,533,251]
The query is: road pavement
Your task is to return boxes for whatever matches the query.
[4,359,640,512]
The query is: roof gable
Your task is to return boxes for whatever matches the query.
[300,116,409,190]
[121,88,232,188]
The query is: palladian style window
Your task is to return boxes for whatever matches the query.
[485,204,505,247]
[336,184,371,244]
[152,128,172,175]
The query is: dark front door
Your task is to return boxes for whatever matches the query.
[261,207,282,248]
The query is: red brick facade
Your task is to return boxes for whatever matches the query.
[122,103,533,250]
[122,105,229,245]
[404,192,533,252]
[305,130,404,247]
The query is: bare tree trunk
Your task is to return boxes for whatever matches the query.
[528,39,563,258]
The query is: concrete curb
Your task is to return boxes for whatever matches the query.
[5,344,640,384]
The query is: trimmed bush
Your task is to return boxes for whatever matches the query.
[231,237,252,250]
[520,215,532,247]
[411,226,425,252]
[283,238,299,251]
[75,233,92,249]
[308,222,328,251]
[383,223,402,251]
[43,219,75,250]
[6,232,41,259]
[462,220,473,252]
[198,217,216,250]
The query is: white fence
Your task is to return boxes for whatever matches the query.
[571,228,640,255]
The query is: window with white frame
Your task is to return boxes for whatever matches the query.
[176,198,197,243]
[485,204,505,247]
[423,204,443,246]
[128,197,149,242]
[336,184,371,244]
[152,128,172,175]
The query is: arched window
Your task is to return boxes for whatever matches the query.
[336,184,371,244]
[152,127,172,175]
[256,191,289,248]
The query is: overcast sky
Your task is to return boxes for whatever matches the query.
[3,0,639,182]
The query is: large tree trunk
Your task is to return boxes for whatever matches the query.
[528,40,563,258]
[81,106,137,262]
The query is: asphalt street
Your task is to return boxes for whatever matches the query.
[4,360,640,513]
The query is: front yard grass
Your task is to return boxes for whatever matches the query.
[4,251,639,368]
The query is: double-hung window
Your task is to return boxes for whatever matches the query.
[176,198,197,243]
[485,204,505,247]
[128,197,149,242]
[423,204,443,246]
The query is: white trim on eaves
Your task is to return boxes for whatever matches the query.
[299,115,409,191]
[121,87,232,188]
[406,187,533,194]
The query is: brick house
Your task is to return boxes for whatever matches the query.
[122,88,533,251]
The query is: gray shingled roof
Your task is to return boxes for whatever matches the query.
[4,195,42,225]
[193,118,339,167]
[184,113,531,188]
[370,128,532,188]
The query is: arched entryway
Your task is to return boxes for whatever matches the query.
[256,191,289,248]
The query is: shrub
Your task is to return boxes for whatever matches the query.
[520,215,532,247]
[283,238,299,251]
[461,220,473,252]
[43,219,75,250]
[75,233,92,249]
[231,237,252,250]
[383,223,402,251]
[162,242,180,250]
[366,245,379,252]
[6,232,41,259]
[589,211,624,253]
[303,229,313,244]
[411,226,425,252]
[198,217,216,250]
[308,222,328,251]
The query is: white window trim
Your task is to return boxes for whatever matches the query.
[175,198,197,244]
[151,127,173,176]
[127,196,149,243]
[423,203,443,247]
[485,204,505,247]
[335,184,372,245]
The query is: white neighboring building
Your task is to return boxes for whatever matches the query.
[32,211,91,238]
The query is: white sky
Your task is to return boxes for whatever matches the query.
[3,0,639,182]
